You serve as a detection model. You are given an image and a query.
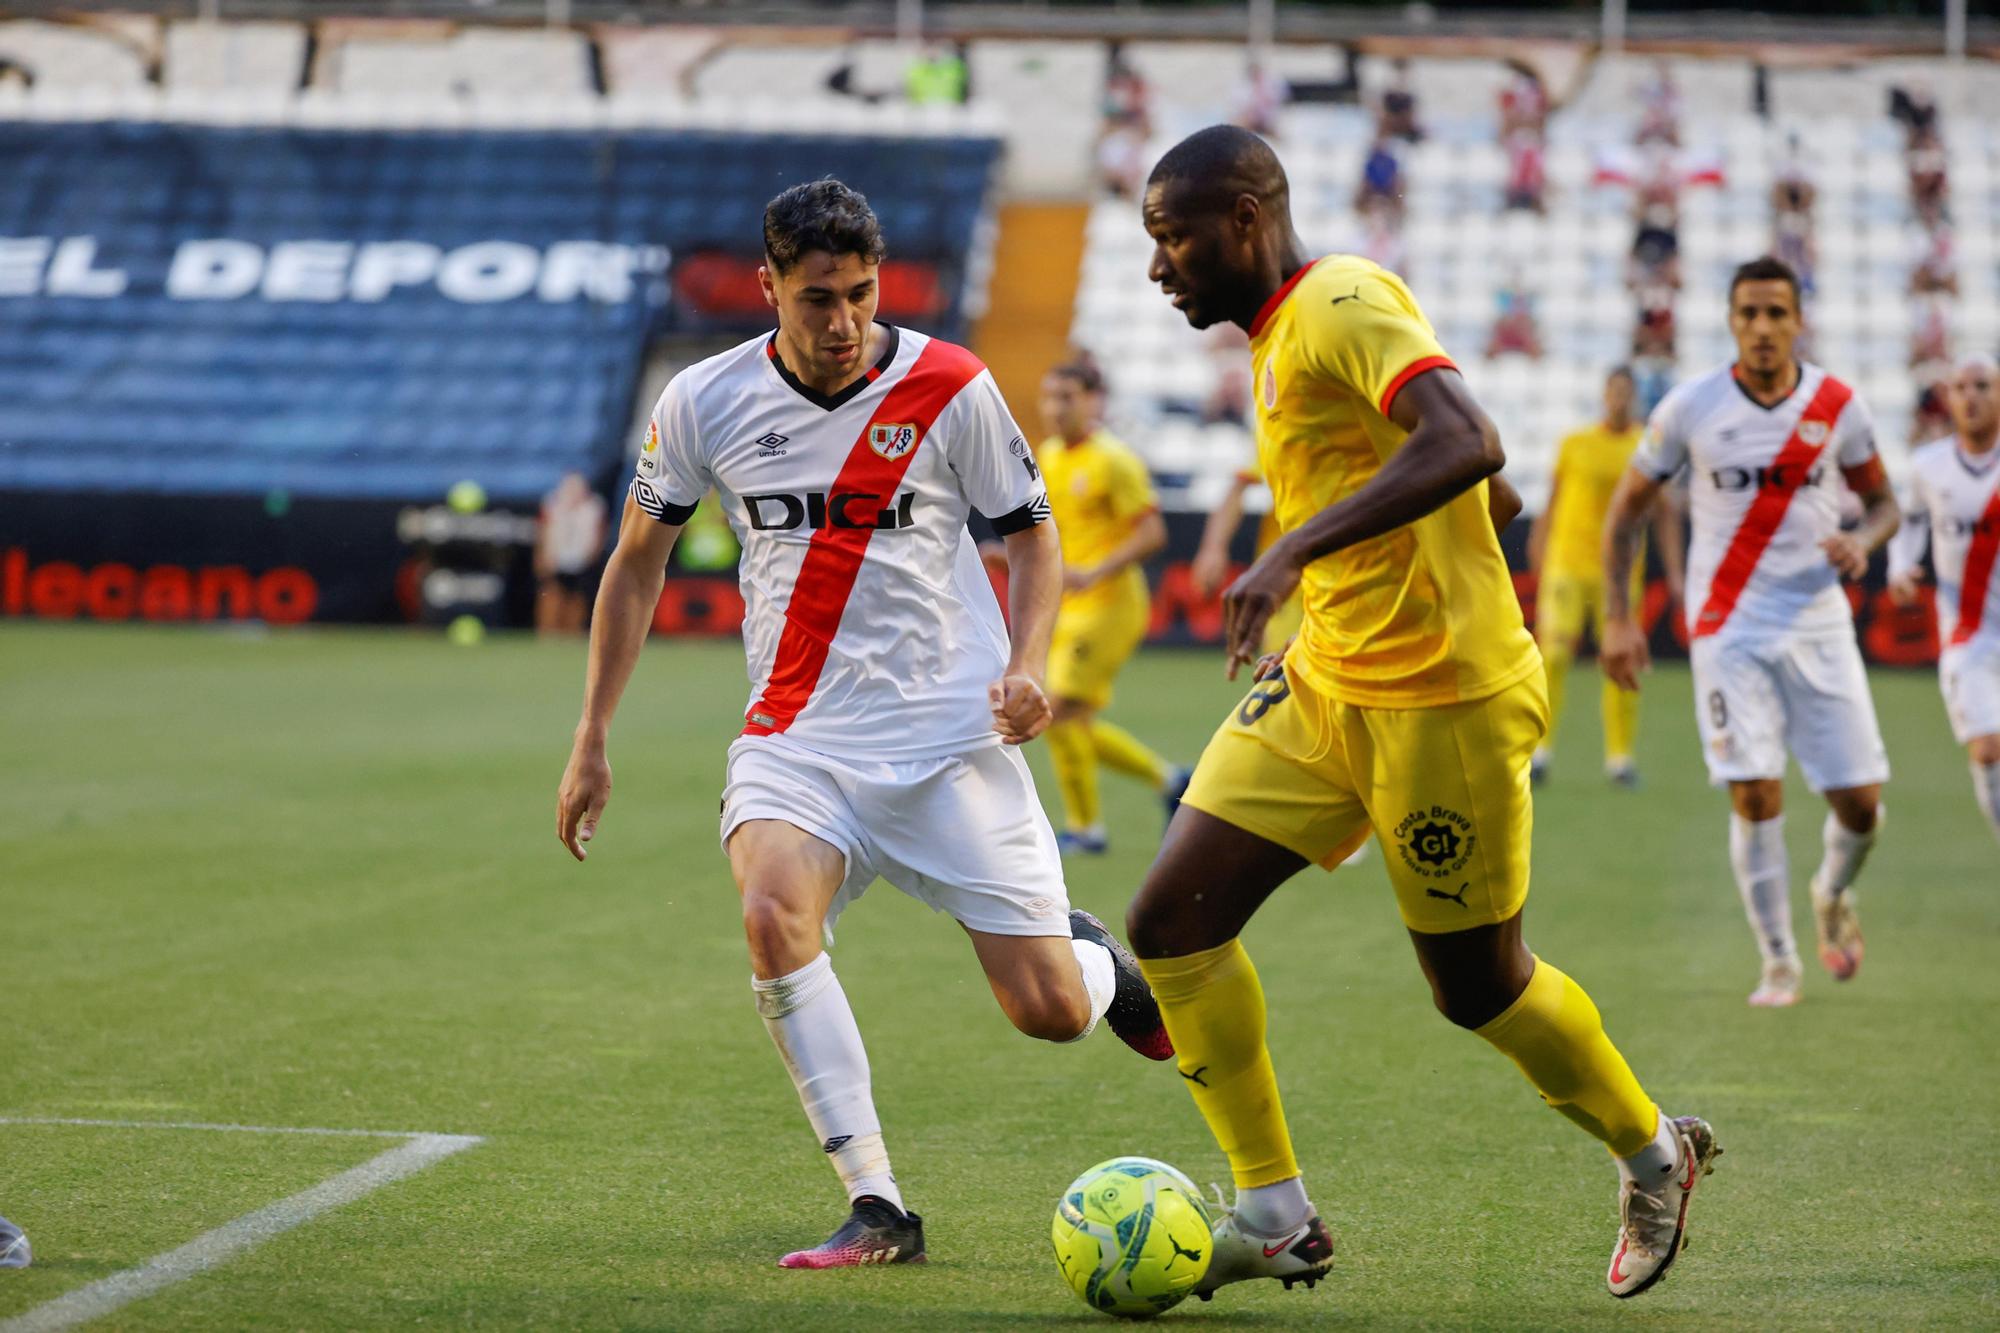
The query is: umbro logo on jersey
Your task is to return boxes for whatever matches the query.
[754,432,790,457]
[869,422,919,460]
[744,490,919,532]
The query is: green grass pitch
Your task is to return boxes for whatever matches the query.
[2,622,1996,1330]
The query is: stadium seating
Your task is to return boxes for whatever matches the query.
[0,121,1001,504]
[1069,53,2000,509]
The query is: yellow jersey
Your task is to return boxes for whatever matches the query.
[1036,428,1159,608]
[1248,254,1540,708]
[1542,421,1643,578]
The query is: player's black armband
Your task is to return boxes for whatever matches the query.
[632,478,698,526]
[989,492,1052,535]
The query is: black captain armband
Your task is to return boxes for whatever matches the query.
[989,492,1052,535]
[632,478,698,526]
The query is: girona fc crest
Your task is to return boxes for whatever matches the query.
[869,422,919,460]
[1797,420,1829,445]
[1262,364,1278,410]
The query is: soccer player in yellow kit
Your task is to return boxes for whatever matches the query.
[1034,361,1189,852]
[1191,458,1304,656]
[1128,126,1718,1302]
[1527,366,1684,786]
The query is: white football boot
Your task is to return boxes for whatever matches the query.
[1192,1190,1334,1300]
[1809,878,1863,981]
[1747,957,1801,1008]
[1607,1115,1721,1298]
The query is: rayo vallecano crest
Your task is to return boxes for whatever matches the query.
[1797,420,1829,445]
[869,422,919,460]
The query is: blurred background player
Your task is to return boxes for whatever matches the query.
[1603,257,1898,1008]
[1527,366,1684,786]
[0,1214,26,1268]
[1191,459,1302,657]
[1129,126,1715,1305]
[534,472,607,636]
[555,179,1171,1271]
[1029,358,1190,854]
[1888,353,2000,845]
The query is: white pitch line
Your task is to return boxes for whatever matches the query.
[0,1132,483,1333]
[0,1117,443,1139]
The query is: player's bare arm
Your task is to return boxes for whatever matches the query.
[557,494,681,860]
[1652,486,1687,604]
[1599,467,1666,691]
[991,517,1061,744]
[1191,472,1252,598]
[1527,472,1557,569]
[1820,459,1899,580]
[1220,367,1502,676]
[1068,509,1168,592]
[1488,471,1524,537]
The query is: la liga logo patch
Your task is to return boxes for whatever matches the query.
[869,422,919,460]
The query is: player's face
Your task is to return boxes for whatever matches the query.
[1949,365,1998,438]
[761,250,881,383]
[1040,373,1095,441]
[1604,372,1635,421]
[1727,279,1800,375]
[1142,181,1252,331]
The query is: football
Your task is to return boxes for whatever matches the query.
[1051,1157,1212,1318]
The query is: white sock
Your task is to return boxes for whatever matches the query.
[1615,1109,1679,1186]
[1813,808,1879,900]
[752,953,902,1212]
[1235,1176,1311,1237]
[1064,938,1116,1043]
[1729,812,1796,967]
[1973,762,2000,845]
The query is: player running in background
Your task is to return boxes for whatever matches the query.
[1888,353,2000,844]
[1129,126,1717,1304]
[1192,458,1303,657]
[1028,359,1189,853]
[555,180,1172,1270]
[1603,257,1898,1008]
[1527,366,1685,787]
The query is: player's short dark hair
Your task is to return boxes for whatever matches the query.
[1728,256,1800,305]
[1146,124,1290,218]
[1048,359,1105,395]
[763,178,887,274]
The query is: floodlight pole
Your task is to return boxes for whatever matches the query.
[546,0,572,28]
[1602,0,1627,56]
[198,0,218,23]
[898,0,923,46]
[1945,0,1966,61]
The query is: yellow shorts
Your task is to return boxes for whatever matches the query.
[1048,587,1149,710]
[1180,662,1549,934]
[1536,563,1642,655]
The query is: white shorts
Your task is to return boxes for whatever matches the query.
[1689,632,1890,792]
[1940,643,2000,745]
[719,733,1071,942]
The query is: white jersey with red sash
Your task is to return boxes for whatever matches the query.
[1890,435,2000,744]
[1634,361,1883,642]
[633,324,1050,761]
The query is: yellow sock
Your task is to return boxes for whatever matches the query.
[1540,646,1573,749]
[1137,940,1299,1188]
[1089,719,1169,788]
[1474,958,1658,1156]
[1602,675,1639,766]
[1045,720,1100,831]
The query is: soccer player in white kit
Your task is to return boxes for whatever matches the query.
[554,180,1173,1268]
[1888,353,2000,844]
[1601,258,1899,1007]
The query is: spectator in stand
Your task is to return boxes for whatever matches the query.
[1888,82,1939,150]
[1356,138,1405,224]
[1499,60,1549,138]
[1910,294,1952,374]
[1911,377,1953,445]
[1908,129,1951,230]
[1358,203,1408,278]
[1234,59,1288,137]
[1636,60,1682,147]
[1772,135,1818,295]
[1103,43,1151,135]
[1912,226,1959,298]
[535,472,607,636]
[1486,275,1544,359]
[1200,325,1251,428]
[1626,222,1681,295]
[904,42,969,105]
[1096,44,1152,199]
[1376,58,1423,142]
[1503,128,1547,213]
